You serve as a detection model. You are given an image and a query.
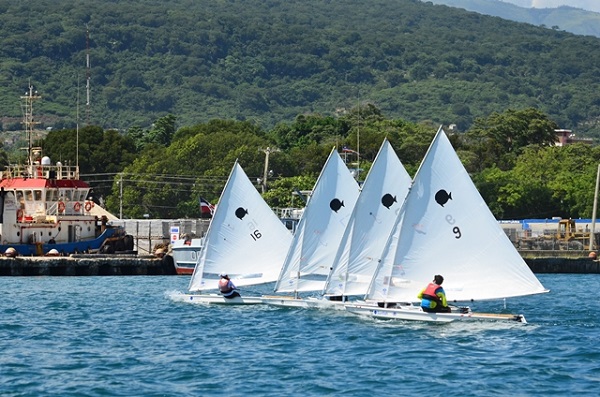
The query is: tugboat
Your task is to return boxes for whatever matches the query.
[0,85,132,256]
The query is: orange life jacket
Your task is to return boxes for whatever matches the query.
[422,282,443,304]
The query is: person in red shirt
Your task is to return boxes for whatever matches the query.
[218,273,241,299]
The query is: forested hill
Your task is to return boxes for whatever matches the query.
[2,0,600,136]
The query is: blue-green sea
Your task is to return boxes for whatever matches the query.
[1,273,599,396]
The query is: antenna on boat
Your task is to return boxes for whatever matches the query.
[76,76,80,169]
[86,24,90,126]
[20,81,42,171]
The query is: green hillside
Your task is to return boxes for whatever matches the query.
[2,0,600,137]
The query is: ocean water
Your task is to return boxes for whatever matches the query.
[1,274,599,396]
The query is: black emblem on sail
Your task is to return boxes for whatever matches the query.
[435,189,452,207]
[381,193,397,209]
[235,207,248,220]
[330,198,344,213]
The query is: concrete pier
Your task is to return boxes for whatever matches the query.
[525,257,600,274]
[1,252,599,276]
[0,255,176,276]
[519,250,600,273]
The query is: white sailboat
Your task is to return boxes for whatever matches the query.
[323,139,411,299]
[345,127,548,323]
[263,148,360,307]
[174,161,292,305]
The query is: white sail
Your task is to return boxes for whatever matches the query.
[188,162,292,292]
[324,139,411,297]
[275,148,360,293]
[368,127,548,303]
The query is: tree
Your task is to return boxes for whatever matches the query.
[262,175,316,209]
[147,114,177,146]
[126,114,177,151]
[465,108,559,171]
[41,125,138,202]
[107,119,276,218]
[0,141,8,167]
[474,144,600,219]
[269,113,348,150]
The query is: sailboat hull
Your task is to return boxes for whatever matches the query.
[344,304,527,323]
[261,296,348,310]
[174,293,265,305]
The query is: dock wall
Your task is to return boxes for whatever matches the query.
[1,253,599,276]
[0,255,173,276]
[525,257,600,274]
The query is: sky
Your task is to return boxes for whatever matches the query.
[500,0,600,13]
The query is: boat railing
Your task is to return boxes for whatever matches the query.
[48,202,61,216]
[274,207,304,220]
[3,164,80,180]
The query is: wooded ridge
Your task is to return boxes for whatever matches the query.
[1,0,600,137]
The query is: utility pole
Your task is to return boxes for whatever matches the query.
[119,173,123,219]
[260,147,279,193]
[591,164,600,251]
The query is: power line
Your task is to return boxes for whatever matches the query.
[80,172,230,182]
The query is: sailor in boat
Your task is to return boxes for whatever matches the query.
[417,275,451,313]
[218,273,241,299]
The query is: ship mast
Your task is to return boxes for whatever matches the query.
[20,84,42,171]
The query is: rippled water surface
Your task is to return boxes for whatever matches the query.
[1,274,599,396]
